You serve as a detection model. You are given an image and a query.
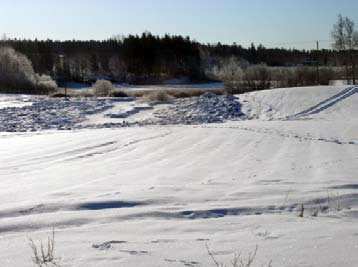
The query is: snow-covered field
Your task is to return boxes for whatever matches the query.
[0,86,357,267]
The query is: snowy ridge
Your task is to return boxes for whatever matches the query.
[289,86,357,119]
[240,85,358,120]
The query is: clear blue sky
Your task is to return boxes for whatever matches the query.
[1,0,358,49]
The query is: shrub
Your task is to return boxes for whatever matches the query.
[319,68,335,85]
[171,91,192,98]
[144,90,174,103]
[295,67,316,86]
[109,90,129,97]
[94,79,113,96]
[127,88,225,99]
[242,64,272,91]
[36,74,57,91]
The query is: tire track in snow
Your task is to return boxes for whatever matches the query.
[195,124,358,146]
[288,86,357,119]
[0,128,173,173]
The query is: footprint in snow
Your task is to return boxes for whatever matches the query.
[92,240,127,250]
[164,259,199,266]
[151,239,176,244]
[196,238,210,242]
[120,250,149,255]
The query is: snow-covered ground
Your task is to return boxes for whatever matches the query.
[0,86,357,267]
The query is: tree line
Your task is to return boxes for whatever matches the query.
[0,32,347,86]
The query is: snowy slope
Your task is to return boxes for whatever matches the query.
[239,85,358,120]
[0,86,357,267]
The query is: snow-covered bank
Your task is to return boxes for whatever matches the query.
[239,85,358,120]
[0,85,357,266]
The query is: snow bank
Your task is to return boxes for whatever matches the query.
[239,85,358,120]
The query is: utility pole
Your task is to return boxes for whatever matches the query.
[59,54,67,98]
[316,41,320,85]
[351,52,355,85]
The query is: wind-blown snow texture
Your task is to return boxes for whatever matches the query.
[0,85,357,267]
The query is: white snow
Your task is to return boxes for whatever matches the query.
[0,94,34,109]
[0,85,357,267]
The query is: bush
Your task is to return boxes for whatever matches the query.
[127,88,225,99]
[171,91,192,98]
[242,64,272,91]
[319,68,335,85]
[94,79,113,96]
[143,90,174,103]
[271,67,297,88]
[36,74,57,91]
[109,90,129,97]
[295,67,316,86]
[208,56,338,93]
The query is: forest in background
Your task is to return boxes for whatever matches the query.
[0,32,347,86]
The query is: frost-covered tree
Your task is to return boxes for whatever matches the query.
[205,57,246,93]
[0,47,57,93]
[0,47,36,90]
[332,15,358,83]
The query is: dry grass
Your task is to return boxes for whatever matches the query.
[206,244,272,267]
[142,90,174,103]
[126,88,225,99]
[51,87,226,99]
[52,87,94,97]
[28,228,60,267]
